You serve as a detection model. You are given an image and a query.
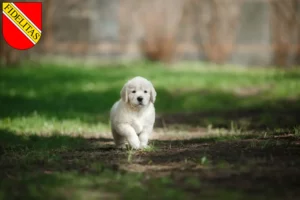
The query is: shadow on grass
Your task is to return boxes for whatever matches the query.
[1,65,300,130]
[1,87,300,129]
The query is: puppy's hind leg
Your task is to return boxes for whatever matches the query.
[112,129,127,149]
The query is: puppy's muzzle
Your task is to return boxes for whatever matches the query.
[137,96,143,103]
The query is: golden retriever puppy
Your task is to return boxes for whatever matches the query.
[110,76,156,149]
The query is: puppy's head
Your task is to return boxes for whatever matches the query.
[121,76,156,108]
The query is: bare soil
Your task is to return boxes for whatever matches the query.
[61,129,300,199]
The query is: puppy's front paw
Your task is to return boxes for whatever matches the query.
[130,145,140,150]
[116,144,127,150]
[140,143,148,149]
[129,141,140,150]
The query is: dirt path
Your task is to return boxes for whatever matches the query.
[68,129,300,199]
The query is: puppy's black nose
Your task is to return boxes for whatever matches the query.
[137,96,143,102]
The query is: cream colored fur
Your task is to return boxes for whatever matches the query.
[110,76,156,149]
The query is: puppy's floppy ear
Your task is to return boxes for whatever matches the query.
[150,83,157,103]
[120,83,128,102]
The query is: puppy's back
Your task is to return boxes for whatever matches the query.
[110,100,120,121]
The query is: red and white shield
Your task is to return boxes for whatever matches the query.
[2,2,42,50]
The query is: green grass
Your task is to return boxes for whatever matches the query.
[1,62,300,200]
[1,62,300,134]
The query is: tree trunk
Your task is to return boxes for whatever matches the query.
[43,0,54,53]
[119,0,183,63]
[270,0,298,67]
[185,0,242,64]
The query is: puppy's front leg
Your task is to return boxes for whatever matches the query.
[139,126,153,149]
[116,123,140,149]
[132,120,143,134]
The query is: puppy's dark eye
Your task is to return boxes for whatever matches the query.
[132,90,136,93]
[144,90,148,93]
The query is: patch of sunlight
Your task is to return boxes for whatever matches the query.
[8,89,17,97]
[271,80,300,97]
[27,89,37,98]
[0,113,110,137]
[206,123,255,139]
[81,82,98,91]
[80,82,119,92]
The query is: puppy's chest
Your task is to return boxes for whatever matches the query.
[130,114,146,124]
[122,106,154,126]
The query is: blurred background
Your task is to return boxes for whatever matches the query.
[1,0,300,67]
